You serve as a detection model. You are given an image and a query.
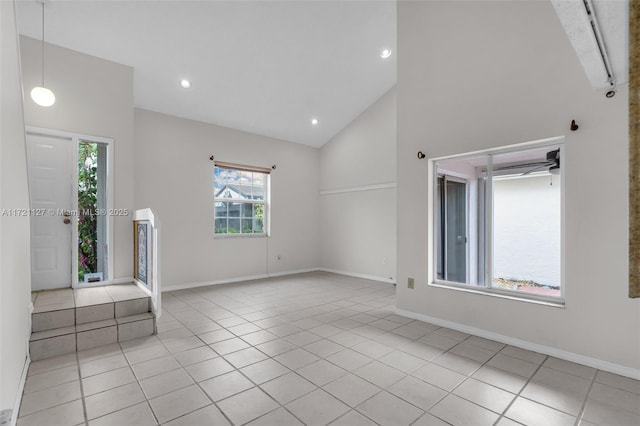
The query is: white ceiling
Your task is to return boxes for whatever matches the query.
[16,0,397,148]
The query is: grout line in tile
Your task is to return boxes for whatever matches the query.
[491,353,549,425]
[572,368,598,426]
[145,395,161,425]
[239,404,282,426]
[75,352,89,426]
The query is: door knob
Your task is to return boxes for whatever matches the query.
[63,218,71,224]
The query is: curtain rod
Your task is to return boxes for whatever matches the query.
[209,155,276,173]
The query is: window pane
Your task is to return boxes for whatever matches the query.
[215,218,227,234]
[216,167,240,184]
[215,202,228,217]
[78,141,109,283]
[242,219,253,233]
[254,203,265,233]
[214,180,225,194]
[240,171,252,185]
[253,218,264,233]
[252,172,266,201]
[491,147,561,297]
[228,203,241,217]
[228,218,240,234]
[242,203,253,218]
[253,173,264,187]
[252,183,264,200]
[445,180,466,283]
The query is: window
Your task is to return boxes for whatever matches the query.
[432,141,563,302]
[78,140,109,282]
[214,163,269,236]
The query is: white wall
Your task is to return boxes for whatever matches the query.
[19,36,134,280]
[0,0,32,415]
[397,0,639,371]
[134,109,320,288]
[319,89,397,281]
[494,175,561,287]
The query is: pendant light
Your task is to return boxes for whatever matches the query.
[30,1,55,107]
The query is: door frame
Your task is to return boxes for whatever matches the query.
[26,126,114,289]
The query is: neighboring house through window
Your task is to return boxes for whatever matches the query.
[214,162,269,236]
[432,140,563,303]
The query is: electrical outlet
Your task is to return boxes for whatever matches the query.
[407,277,414,289]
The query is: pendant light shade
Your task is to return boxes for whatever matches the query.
[32,1,55,107]
[30,86,56,107]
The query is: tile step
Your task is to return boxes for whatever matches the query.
[32,296,151,332]
[29,313,156,361]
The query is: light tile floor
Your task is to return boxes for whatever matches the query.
[18,272,640,426]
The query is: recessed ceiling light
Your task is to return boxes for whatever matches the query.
[180,79,191,89]
[380,48,392,59]
[311,118,319,125]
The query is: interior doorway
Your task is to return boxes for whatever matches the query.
[26,128,114,291]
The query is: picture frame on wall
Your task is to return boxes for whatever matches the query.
[133,220,153,288]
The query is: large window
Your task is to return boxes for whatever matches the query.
[432,141,563,302]
[214,163,269,236]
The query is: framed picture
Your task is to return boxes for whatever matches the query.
[133,220,152,287]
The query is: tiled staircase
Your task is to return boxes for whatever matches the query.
[30,284,156,361]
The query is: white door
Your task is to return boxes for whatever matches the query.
[27,133,74,290]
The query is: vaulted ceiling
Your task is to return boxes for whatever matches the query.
[16,1,628,148]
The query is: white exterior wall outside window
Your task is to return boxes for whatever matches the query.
[493,174,561,287]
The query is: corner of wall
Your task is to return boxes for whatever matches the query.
[1,0,33,416]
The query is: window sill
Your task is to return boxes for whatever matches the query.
[214,233,268,239]
[429,281,565,308]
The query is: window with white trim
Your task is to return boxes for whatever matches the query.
[214,163,269,236]
[432,141,563,302]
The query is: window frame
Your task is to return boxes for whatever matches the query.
[428,137,565,306]
[213,163,270,238]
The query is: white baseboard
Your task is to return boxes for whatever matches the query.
[110,277,135,285]
[161,268,319,292]
[396,308,640,380]
[162,268,396,292]
[11,355,30,426]
[266,268,321,278]
[317,268,396,285]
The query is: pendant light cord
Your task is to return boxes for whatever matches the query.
[41,1,45,86]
